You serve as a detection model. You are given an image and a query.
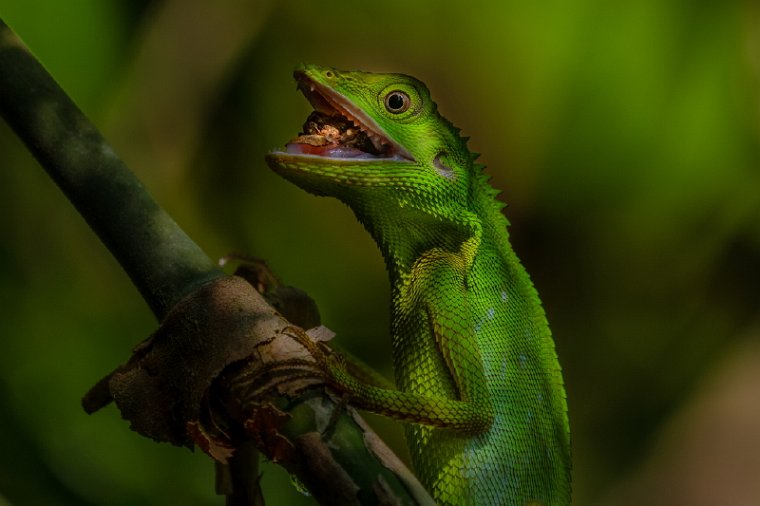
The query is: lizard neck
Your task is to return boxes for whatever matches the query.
[360,210,481,280]
[350,202,483,295]
[347,165,508,294]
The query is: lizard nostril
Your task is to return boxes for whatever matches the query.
[325,70,334,78]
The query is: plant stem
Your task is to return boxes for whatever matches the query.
[0,19,434,505]
[0,19,222,320]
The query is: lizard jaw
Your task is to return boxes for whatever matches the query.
[275,70,414,162]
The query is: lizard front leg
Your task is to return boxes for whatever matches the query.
[290,260,494,434]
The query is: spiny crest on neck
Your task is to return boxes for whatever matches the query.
[430,98,511,235]
[454,127,511,234]
[472,162,512,235]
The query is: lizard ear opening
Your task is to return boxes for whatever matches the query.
[433,151,455,179]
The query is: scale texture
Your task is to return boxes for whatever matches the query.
[266,65,571,505]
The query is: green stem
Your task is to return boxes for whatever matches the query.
[0,19,222,320]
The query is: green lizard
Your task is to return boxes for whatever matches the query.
[265,65,571,506]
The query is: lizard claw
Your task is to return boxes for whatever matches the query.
[282,326,351,394]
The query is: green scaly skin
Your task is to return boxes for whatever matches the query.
[266,65,571,505]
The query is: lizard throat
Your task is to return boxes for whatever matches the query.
[281,71,414,162]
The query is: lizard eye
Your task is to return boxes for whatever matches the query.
[384,91,410,114]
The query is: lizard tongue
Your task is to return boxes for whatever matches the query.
[285,142,384,159]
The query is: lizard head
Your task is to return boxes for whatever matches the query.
[266,65,482,267]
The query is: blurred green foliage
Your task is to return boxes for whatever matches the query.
[0,0,758,505]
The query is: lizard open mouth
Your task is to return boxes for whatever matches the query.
[283,70,413,161]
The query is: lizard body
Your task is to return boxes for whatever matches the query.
[266,65,571,505]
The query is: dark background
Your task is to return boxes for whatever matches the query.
[1,1,758,505]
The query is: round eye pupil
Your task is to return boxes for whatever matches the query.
[385,91,410,113]
[388,94,404,110]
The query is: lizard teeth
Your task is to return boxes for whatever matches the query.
[347,118,384,151]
